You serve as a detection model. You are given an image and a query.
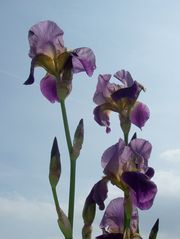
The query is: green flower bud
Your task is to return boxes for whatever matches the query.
[57,208,72,239]
[71,119,84,160]
[49,137,61,188]
[149,219,159,239]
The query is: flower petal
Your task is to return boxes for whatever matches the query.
[130,138,152,172]
[72,47,96,76]
[93,74,112,105]
[28,20,64,58]
[100,197,138,234]
[122,171,157,210]
[40,74,59,103]
[111,81,139,102]
[93,104,111,133]
[130,102,150,129]
[114,70,134,87]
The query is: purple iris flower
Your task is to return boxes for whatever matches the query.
[24,20,96,102]
[100,197,138,234]
[101,138,157,210]
[93,70,150,133]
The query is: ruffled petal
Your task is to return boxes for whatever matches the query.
[28,20,64,58]
[114,70,134,87]
[40,74,59,103]
[130,138,152,172]
[93,74,112,105]
[102,139,127,178]
[122,171,157,210]
[72,47,96,76]
[130,102,150,129]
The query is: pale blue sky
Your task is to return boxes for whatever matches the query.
[0,1,180,239]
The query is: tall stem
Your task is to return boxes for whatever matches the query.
[60,100,76,236]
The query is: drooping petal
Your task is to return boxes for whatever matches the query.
[100,197,138,234]
[114,70,134,87]
[28,20,65,58]
[130,138,152,172]
[40,74,59,103]
[72,47,96,76]
[92,179,108,210]
[93,104,111,133]
[130,102,150,129]
[122,171,157,210]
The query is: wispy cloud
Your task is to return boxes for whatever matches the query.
[160,149,180,163]
[154,170,180,198]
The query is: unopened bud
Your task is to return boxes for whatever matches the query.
[149,219,159,239]
[57,207,72,239]
[49,137,61,188]
[71,119,84,160]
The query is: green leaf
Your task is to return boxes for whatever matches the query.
[149,219,159,239]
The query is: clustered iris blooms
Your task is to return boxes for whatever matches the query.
[25,20,158,239]
[82,70,157,239]
[24,20,96,102]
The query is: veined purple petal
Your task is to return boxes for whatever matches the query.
[85,179,108,211]
[92,179,108,210]
[100,197,138,234]
[102,139,133,179]
[130,102,150,129]
[93,74,111,105]
[28,20,64,58]
[72,47,96,76]
[93,105,111,133]
[122,171,157,210]
[130,138,152,172]
[101,139,125,169]
[40,74,59,103]
[114,70,134,87]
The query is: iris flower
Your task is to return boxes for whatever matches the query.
[24,20,96,102]
[101,137,157,210]
[96,197,138,239]
[93,70,150,133]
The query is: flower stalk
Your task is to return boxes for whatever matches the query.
[60,99,76,236]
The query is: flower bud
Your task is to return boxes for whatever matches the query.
[149,219,159,239]
[57,207,72,239]
[71,119,84,160]
[49,137,61,188]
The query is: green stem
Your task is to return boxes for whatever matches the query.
[52,186,61,216]
[60,100,76,236]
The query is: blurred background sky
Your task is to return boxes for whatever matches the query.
[0,0,180,239]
